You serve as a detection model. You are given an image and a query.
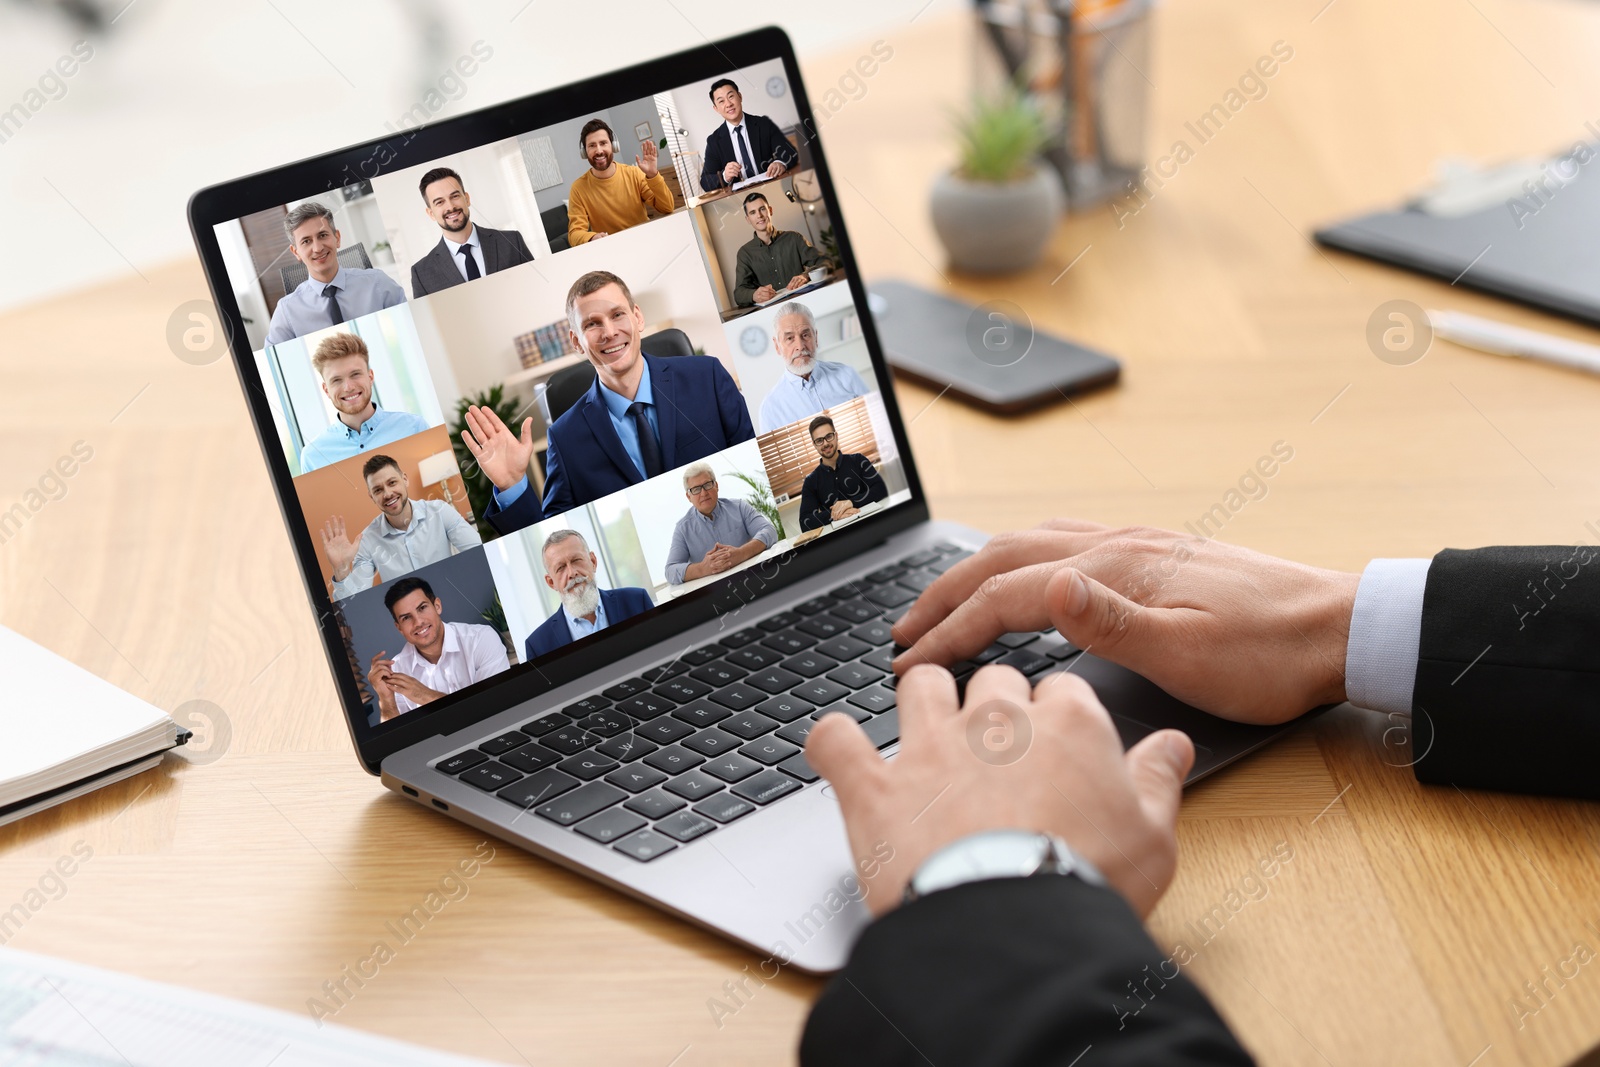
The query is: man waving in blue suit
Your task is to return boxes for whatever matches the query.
[525,529,654,660]
[472,269,755,533]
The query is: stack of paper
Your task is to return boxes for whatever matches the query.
[0,625,183,827]
[0,948,505,1065]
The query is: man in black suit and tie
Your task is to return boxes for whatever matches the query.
[797,518,1600,1064]
[698,78,800,193]
[409,167,534,297]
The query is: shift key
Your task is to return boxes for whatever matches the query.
[535,781,627,826]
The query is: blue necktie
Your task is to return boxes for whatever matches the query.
[323,283,343,326]
[627,401,664,479]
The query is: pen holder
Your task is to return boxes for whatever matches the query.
[973,0,1153,211]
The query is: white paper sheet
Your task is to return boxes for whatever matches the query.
[0,948,506,1066]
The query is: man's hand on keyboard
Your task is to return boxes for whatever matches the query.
[890,519,1361,726]
[805,663,1194,918]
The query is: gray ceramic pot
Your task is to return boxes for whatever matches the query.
[929,165,1065,274]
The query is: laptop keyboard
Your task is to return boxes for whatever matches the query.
[427,541,1083,862]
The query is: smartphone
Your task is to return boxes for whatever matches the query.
[868,280,1121,414]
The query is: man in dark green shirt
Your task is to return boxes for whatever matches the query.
[732,192,826,306]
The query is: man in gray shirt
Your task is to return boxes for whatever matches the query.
[663,461,778,585]
[322,454,482,599]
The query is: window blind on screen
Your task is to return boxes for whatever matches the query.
[758,397,880,501]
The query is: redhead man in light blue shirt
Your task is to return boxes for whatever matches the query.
[298,332,430,472]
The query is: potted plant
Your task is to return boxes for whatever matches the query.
[451,385,525,541]
[726,470,786,541]
[480,593,518,665]
[930,85,1063,273]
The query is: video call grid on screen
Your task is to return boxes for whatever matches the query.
[197,38,921,742]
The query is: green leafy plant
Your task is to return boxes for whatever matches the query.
[818,226,840,270]
[480,591,508,634]
[726,470,785,541]
[451,384,524,540]
[952,85,1053,183]
[480,592,517,664]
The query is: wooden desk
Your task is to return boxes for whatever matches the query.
[5,3,1600,1063]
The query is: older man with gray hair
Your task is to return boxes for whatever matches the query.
[663,461,778,585]
[264,201,406,345]
[757,301,870,433]
[523,528,655,659]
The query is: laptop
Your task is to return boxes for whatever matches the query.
[188,26,1308,974]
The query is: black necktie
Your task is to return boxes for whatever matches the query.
[323,283,343,326]
[627,401,664,479]
[734,124,756,179]
[458,243,481,280]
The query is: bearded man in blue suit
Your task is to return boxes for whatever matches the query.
[524,528,654,660]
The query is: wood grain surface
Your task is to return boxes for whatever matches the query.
[4,1,1600,1063]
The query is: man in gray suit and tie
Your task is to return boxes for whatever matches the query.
[408,167,534,297]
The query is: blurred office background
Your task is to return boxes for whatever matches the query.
[0,0,960,314]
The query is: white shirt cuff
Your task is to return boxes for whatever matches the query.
[1344,558,1431,713]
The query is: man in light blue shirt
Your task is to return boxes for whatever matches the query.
[663,461,778,585]
[297,332,431,472]
[264,202,405,345]
[322,454,482,599]
[757,301,869,433]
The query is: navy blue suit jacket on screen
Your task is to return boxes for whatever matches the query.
[483,479,544,537]
[524,586,655,661]
[540,353,756,518]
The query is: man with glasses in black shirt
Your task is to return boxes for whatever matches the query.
[797,414,886,532]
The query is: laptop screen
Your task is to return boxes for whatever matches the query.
[193,35,918,749]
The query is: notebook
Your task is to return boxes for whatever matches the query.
[0,625,186,827]
[1313,143,1600,326]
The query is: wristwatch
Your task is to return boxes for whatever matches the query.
[903,829,1106,904]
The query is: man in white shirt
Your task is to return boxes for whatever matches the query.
[322,454,482,599]
[264,201,405,345]
[367,576,510,721]
[408,167,534,296]
[757,301,868,432]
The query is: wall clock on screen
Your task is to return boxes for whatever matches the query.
[740,324,768,356]
[767,76,787,98]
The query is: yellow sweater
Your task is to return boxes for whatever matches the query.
[567,164,675,245]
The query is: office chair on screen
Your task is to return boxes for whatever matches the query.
[279,243,375,294]
[541,205,571,253]
[533,328,696,426]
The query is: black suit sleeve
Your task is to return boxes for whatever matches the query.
[802,877,1254,1066]
[761,114,799,169]
[1411,545,1600,800]
[700,130,728,192]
